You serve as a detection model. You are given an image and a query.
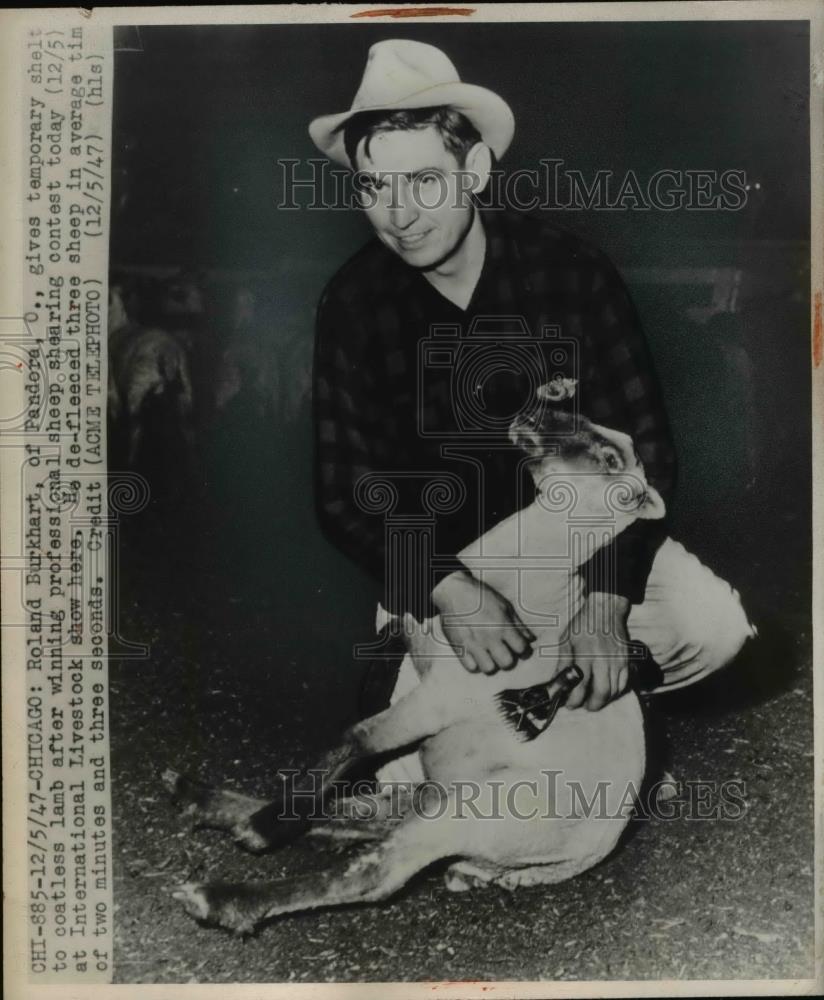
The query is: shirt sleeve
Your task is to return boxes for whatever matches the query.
[314,288,463,619]
[314,288,386,579]
[576,250,677,605]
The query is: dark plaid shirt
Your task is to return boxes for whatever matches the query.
[314,209,676,618]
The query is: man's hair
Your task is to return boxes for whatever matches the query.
[341,106,483,170]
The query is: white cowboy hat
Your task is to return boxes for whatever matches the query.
[309,39,515,167]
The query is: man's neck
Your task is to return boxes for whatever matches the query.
[422,211,487,311]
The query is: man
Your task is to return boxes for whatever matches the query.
[310,39,754,717]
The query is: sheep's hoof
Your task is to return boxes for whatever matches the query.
[172,882,262,936]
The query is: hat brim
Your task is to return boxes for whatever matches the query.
[308,81,515,166]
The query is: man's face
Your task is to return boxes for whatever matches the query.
[355,126,477,270]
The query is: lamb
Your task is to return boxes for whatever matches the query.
[164,400,666,935]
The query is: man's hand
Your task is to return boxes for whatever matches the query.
[565,592,632,711]
[431,570,535,674]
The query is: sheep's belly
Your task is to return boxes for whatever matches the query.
[420,691,646,831]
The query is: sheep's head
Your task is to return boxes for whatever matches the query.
[509,402,665,522]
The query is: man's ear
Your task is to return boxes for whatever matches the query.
[463,142,492,196]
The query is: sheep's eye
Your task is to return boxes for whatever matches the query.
[603,451,620,471]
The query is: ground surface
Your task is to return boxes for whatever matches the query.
[109,435,814,985]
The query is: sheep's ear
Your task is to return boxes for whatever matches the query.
[634,484,666,520]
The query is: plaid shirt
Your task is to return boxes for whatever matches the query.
[314,208,676,618]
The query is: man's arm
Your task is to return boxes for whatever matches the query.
[431,569,535,674]
[314,289,468,621]
[315,288,533,668]
[578,250,677,602]
[566,249,677,709]
[314,288,388,583]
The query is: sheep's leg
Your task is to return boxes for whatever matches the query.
[162,743,358,853]
[235,678,452,851]
[305,786,416,845]
[164,676,450,853]
[162,769,271,834]
[172,787,465,935]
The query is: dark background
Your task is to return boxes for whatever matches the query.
[110,18,811,692]
[108,20,813,982]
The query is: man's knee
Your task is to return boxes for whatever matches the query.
[696,584,757,675]
[634,541,757,689]
[663,580,756,688]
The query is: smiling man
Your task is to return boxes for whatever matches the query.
[345,114,491,309]
[310,40,755,722]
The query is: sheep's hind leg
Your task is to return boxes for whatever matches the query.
[306,785,416,846]
[172,788,466,935]
[233,681,448,853]
[167,674,446,855]
[162,769,271,837]
[163,740,362,853]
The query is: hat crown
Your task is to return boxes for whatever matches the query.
[308,39,514,166]
[353,40,461,110]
